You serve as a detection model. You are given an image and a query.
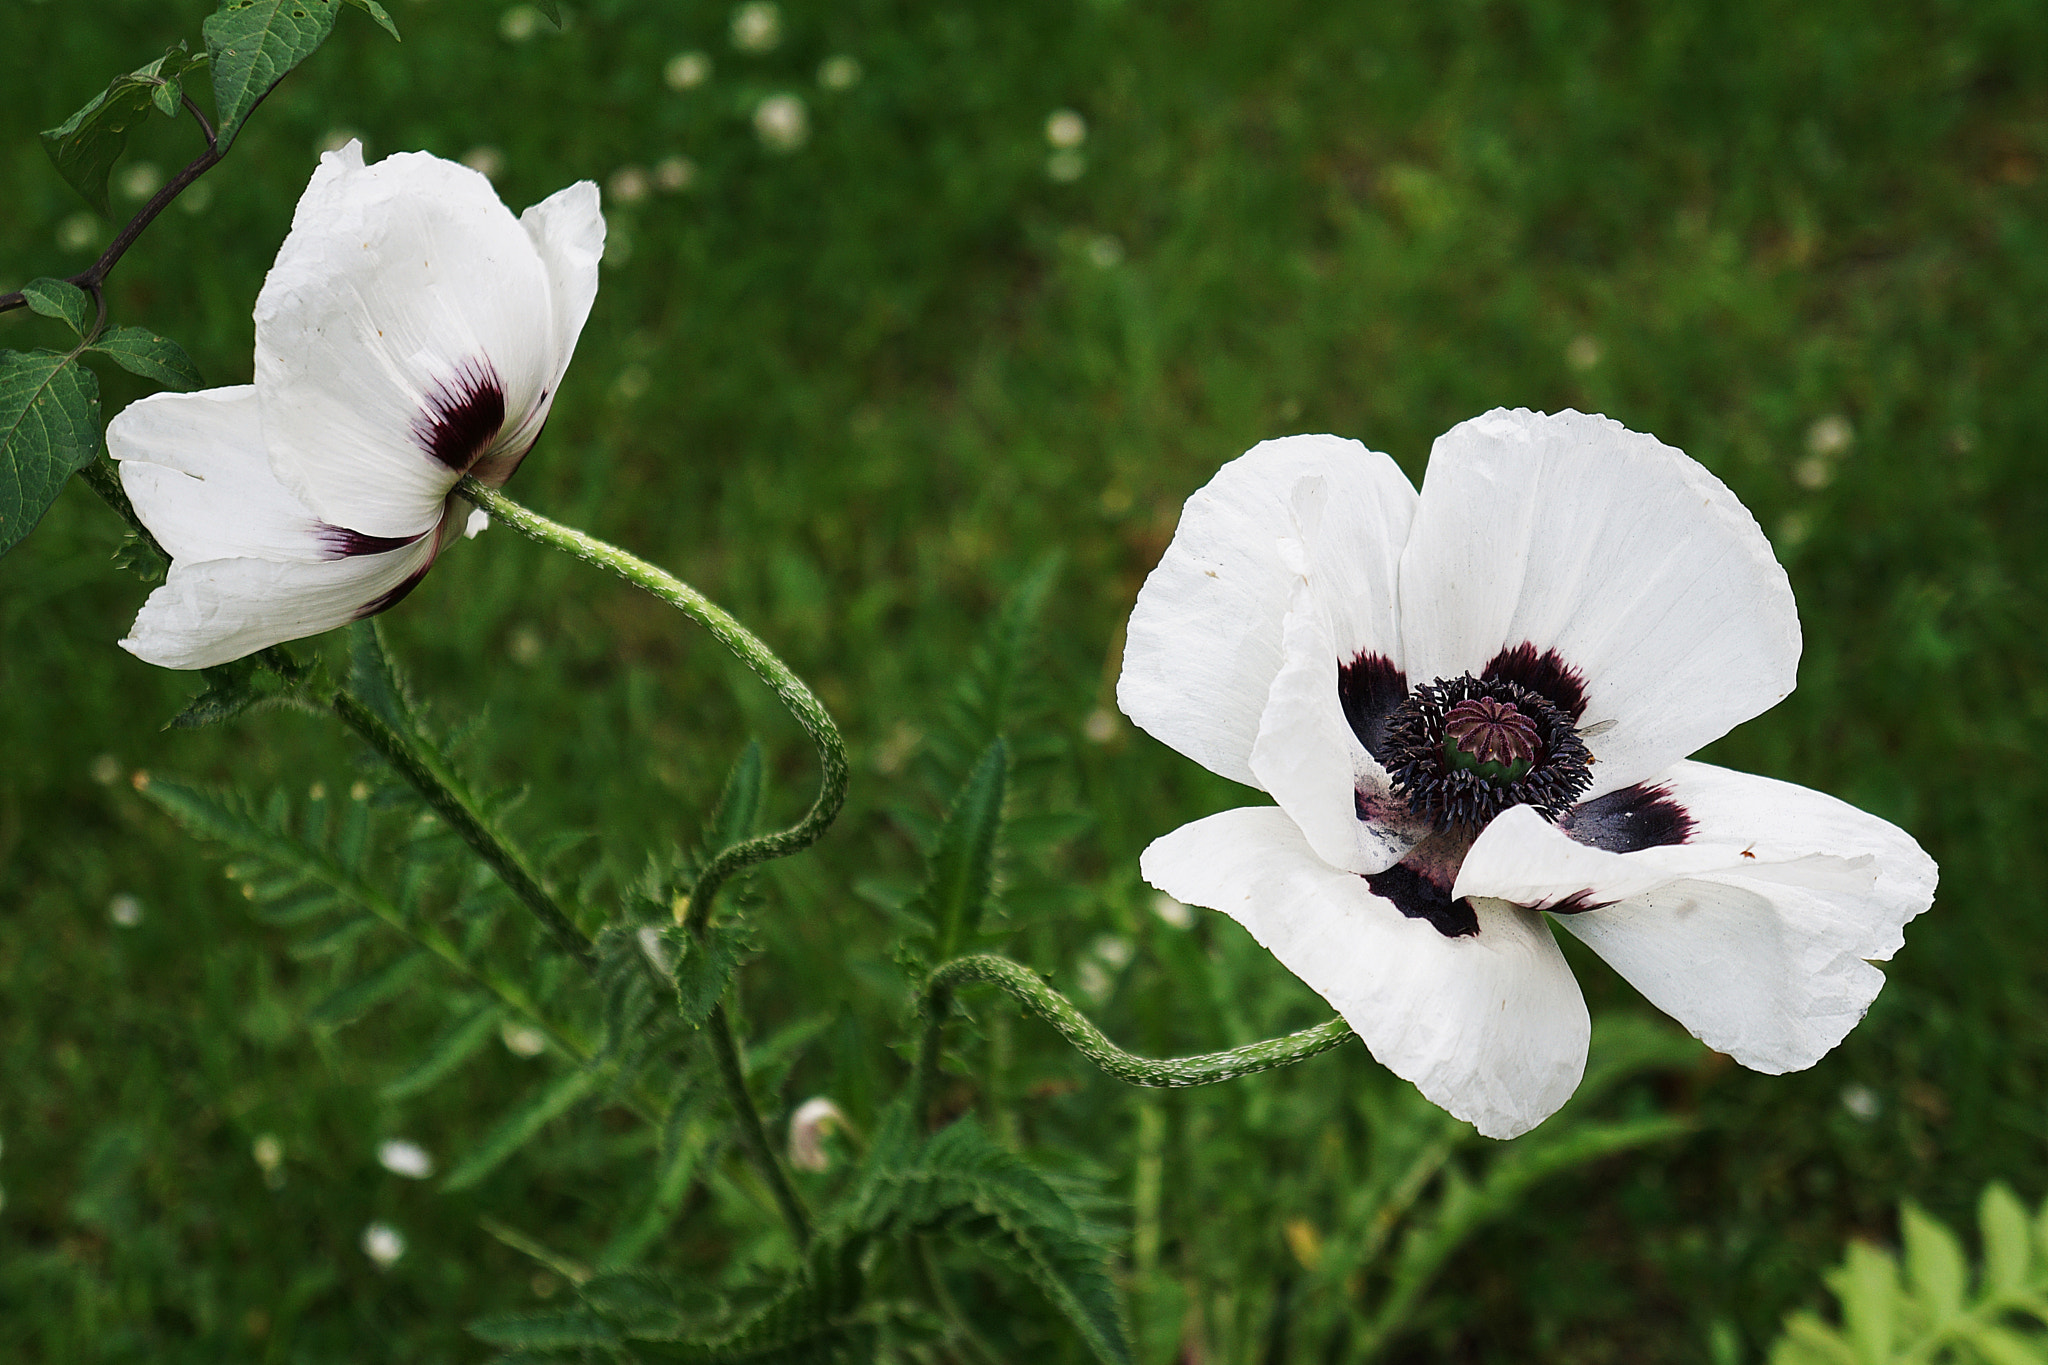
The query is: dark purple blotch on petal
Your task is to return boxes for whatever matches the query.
[1364,862,1479,939]
[1560,782,1694,854]
[1338,651,1408,763]
[317,524,420,560]
[1545,889,1610,915]
[1482,642,1588,724]
[413,357,506,471]
[354,563,434,621]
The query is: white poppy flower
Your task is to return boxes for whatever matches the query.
[110,142,604,670]
[1119,408,1937,1139]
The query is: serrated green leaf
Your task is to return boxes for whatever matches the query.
[380,1002,502,1100]
[204,0,340,152]
[443,1067,599,1192]
[341,0,401,40]
[1769,1315,1860,1365]
[1957,1322,2048,1365]
[1900,1203,1969,1325]
[169,656,298,728]
[39,46,199,213]
[672,923,748,1031]
[467,1310,619,1350]
[705,740,764,857]
[89,327,203,391]
[1837,1241,1899,1365]
[0,350,102,558]
[1983,1183,2034,1297]
[307,948,428,1026]
[534,0,563,26]
[150,75,183,117]
[913,740,1007,959]
[21,279,91,335]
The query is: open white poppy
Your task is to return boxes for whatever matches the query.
[1120,409,1937,1138]
[111,142,604,670]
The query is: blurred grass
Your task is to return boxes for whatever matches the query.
[2,0,2046,1359]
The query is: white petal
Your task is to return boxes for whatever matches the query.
[1141,806,1588,1138]
[1397,409,1799,796]
[1249,574,1425,874]
[1118,435,1416,787]
[253,143,577,538]
[487,180,604,469]
[110,387,328,564]
[1455,761,1936,1072]
[121,532,439,671]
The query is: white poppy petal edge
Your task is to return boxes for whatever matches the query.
[1141,806,1589,1139]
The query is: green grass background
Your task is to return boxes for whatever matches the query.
[2,0,2045,1359]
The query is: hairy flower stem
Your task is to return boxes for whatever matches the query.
[917,954,1355,1096]
[457,478,849,935]
[708,1001,812,1249]
[331,688,594,968]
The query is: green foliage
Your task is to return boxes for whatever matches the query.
[1771,1185,2048,1365]
[443,1068,603,1192]
[203,0,341,152]
[906,739,1007,963]
[167,653,306,728]
[0,349,101,558]
[38,43,202,213]
[20,278,91,335]
[87,326,203,391]
[341,0,401,42]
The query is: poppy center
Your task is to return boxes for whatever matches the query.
[1441,697,1539,783]
[1382,675,1592,831]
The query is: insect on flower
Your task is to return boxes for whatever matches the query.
[1119,409,1937,1138]
[110,142,604,670]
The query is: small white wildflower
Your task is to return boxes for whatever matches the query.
[1565,335,1602,372]
[252,1134,285,1188]
[1045,109,1087,149]
[1083,707,1119,744]
[636,923,674,974]
[107,894,143,928]
[1793,457,1834,491]
[362,1221,406,1267]
[116,161,163,203]
[349,781,370,802]
[653,155,697,193]
[1152,892,1194,930]
[499,4,545,42]
[56,213,99,253]
[607,166,650,206]
[1839,1083,1881,1122]
[89,754,122,786]
[1806,414,1854,458]
[787,1097,848,1173]
[730,1,782,52]
[1092,935,1134,970]
[177,182,212,216]
[376,1138,434,1180]
[754,94,809,152]
[460,146,506,181]
[508,627,544,665]
[818,54,862,90]
[665,51,713,90]
[502,1021,548,1057]
[1046,149,1086,183]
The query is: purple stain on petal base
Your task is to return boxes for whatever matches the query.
[1560,782,1694,853]
[1365,862,1480,938]
[318,525,421,559]
[1338,652,1408,763]
[1481,642,1589,724]
[413,357,506,471]
[354,563,434,620]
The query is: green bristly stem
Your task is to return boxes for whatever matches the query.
[331,687,595,968]
[457,477,849,936]
[916,954,1354,1106]
[457,478,829,1251]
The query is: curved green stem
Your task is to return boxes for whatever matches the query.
[332,687,593,967]
[457,478,848,932]
[918,954,1354,1095]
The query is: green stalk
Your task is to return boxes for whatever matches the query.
[919,954,1354,1090]
[707,1001,811,1248]
[457,478,848,933]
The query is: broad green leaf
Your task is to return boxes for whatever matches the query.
[442,1067,599,1191]
[89,326,203,391]
[150,76,183,118]
[21,279,90,335]
[913,739,1007,958]
[1957,1323,2048,1365]
[671,922,749,1031]
[379,1002,502,1100]
[204,0,341,152]
[306,948,428,1026]
[40,46,200,213]
[1982,1183,2033,1297]
[1900,1203,1968,1324]
[1768,1315,1860,1365]
[466,1310,619,1350]
[341,0,401,40]
[0,349,103,558]
[1836,1241,1899,1365]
